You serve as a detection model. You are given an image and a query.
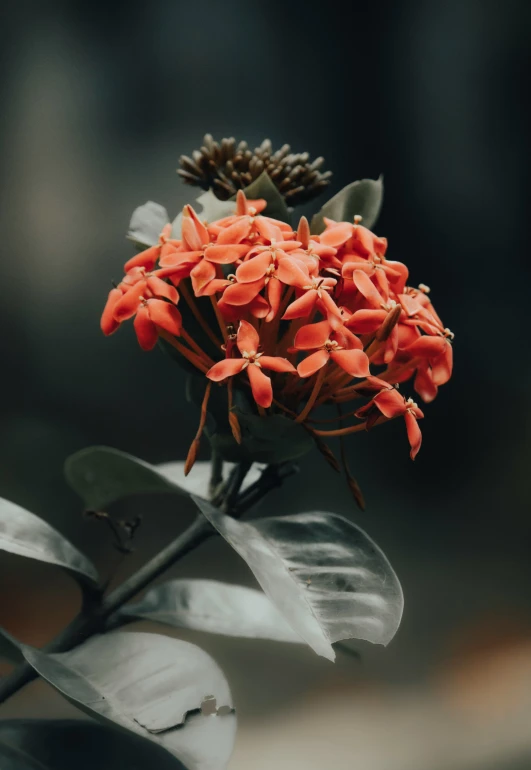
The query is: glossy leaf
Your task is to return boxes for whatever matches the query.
[0,719,183,770]
[121,579,302,643]
[64,446,262,511]
[0,625,24,665]
[311,176,384,234]
[127,201,170,247]
[193,500,404,661]
[172,192,236,238]
[23,632,236,770]
[240,171,291,223]
[0,498,98,587]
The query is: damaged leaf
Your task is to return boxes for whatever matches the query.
[23,632,236,770]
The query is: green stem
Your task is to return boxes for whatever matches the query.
[0,515,213,705]
[0,459,295,705]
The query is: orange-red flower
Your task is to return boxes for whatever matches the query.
[222,240,307,322]
[293,320,370,378]
[124,223,180,272]
[159,206,248,296]
[355,384,424,460]
[206,321,296,407]
[101,186,453,465]
[101,265,182,350]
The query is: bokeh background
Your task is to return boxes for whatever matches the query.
[1,1,531,768]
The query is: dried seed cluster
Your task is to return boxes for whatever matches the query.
[178,135,332,206]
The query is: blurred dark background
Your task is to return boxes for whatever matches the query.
[1,1,530,767]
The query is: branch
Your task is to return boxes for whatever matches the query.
[0,458,288,705]
[0,514,213,705]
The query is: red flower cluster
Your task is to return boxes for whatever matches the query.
[102,192,453,461]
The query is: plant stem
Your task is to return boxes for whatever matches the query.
[0,515,213,705]
[0,459,295,705]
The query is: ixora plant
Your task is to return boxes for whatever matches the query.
[0,135,453,769]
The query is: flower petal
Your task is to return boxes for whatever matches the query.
[216,219,251,245]
[275,258,310,287]
[133,305,158,350]
[124,245,159,272]
[204,244,249,264]
[159,240,181,262]
[352,270,384,307]
[222,279,264,306]
[237,320,260,355]
[249,294,270,318]
[404,410,422,460]
[146,299,182,337]
[182,205,209,250]
[373,389,406,418]
[346,309,387,334]
[330,349,370,378]
[297,349,329,378]
[404,335,447,358]
[431,342,453,386]
[247,364,273,408]
[320,223,353,248]
[101,288,123,335]
[201,277,231,295]
[146,275,179,303]
[235,251,271,282]
[254,218,283,242]
[294,320,332,350]
[206,358,246,381]
[159,250,202,268]
[259,356,296,373]
[414,365,438,403]
[190,259,217,296]
[265,276,283,322]
[350,225,377,257]
[282,290,318,320]
[113,281,146,321]
[318,289,342,327]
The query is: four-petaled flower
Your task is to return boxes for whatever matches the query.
[355,384,424,460]
[159,205,248,296]
[293,320,370,378]
[101,266,182,350]
[207,321,296,407]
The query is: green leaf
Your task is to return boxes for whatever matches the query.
[127,201,170,248]
[0,719,184,769]
[0,625,24,665]
[193,499,404,662]
[311,176,384,234]
[64,446,262,511]
[23,632,236,770]
[120,579,303,643]
[241,171,291,223]
[0,498,98,587]
[171,192,237,238]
